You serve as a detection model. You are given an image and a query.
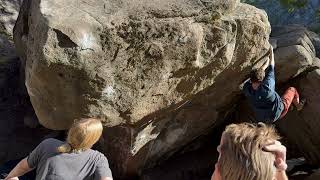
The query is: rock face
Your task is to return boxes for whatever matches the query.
[0,0,21,71]
[0,0,24,97]
[270,25,317,84]
[306,169,320,180]
[0,0,22,35]
[276,69,320,166]
[308,30,320,58]
[14,0,271,177]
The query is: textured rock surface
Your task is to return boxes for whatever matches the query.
[270,25,317,84]
[0,0,21,64]
[308,30,320,58]
[14,0,272,177]
[306,169,320,180]
[0,0,22,35]
[0,0,23,95]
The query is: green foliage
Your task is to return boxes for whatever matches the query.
[279,0,308,12]
[241,0,309,11]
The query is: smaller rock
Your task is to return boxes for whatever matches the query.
[307,31,320,58]
[306,169,320,180]
[0,0,22,35]
[271,25,316,84]
[287,157,306,172]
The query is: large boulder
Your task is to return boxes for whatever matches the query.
[14,0,271,177]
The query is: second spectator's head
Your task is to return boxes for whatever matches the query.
[216,123,279,180]
[57,118,103,153]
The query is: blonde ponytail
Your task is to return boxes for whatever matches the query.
[57,143,72,153]
[57,118,103,153]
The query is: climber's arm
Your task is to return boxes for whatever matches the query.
[261,45,275,71]
[4,158,32,180]
[239,78,250,91]
[269,46,275,67]
[261,57,270,71]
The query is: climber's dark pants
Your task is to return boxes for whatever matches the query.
[280,87,300,119]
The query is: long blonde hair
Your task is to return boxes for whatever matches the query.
[218,122,280,180]
[57,118,103,153]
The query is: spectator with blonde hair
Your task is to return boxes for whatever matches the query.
[5,118,113,180]
[211,122,288,180]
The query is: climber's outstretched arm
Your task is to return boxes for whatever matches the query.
[261,45,274,71]
[4,158,32,180]
[269,46,275,67]
[261,57,270,71]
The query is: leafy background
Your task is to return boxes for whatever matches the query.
[241,0,320,33]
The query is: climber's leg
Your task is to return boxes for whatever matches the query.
[279,87,301,119]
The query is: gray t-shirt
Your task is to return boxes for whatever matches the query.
[27,138,113,180]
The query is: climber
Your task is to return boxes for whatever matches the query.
[4,118,113,180]
[241,46,305,123]
[211,122,288,180]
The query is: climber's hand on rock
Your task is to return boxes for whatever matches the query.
[269,45,275,66]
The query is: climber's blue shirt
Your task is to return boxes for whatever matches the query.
[243,65,284,123]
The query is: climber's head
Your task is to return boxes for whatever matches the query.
[250,68,265,90]
[57,118,103,153]
[213,123,280,180]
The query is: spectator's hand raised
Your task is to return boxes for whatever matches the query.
[263,140,287,171]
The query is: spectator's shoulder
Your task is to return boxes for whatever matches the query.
[40,138,64,150]
[92,150,107,157]
[42,138,62,144]
[91,150,109,162]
